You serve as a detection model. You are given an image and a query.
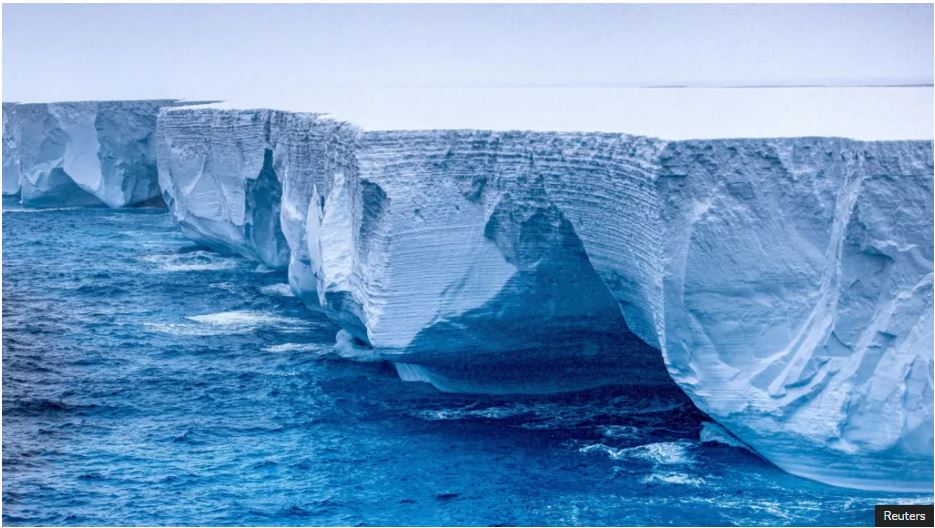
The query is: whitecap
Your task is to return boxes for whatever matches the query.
[263,343,328,353]
[598,425,641,440]
[579,443,627,459]
[142,322,238,337]
[139,252,239,272]
[187,310,308,327]
[145,310,312,337]
[623,441,695,465]
[260,283,295,297]
[209,282,240,294]
[640,471,705,486]
[333,329,381,362]
[580,441,694,465]
[412,400,635,428]
[411,404,531,422]
[160,261,238,272]
[412,409,466,421]
[118,230,157,238]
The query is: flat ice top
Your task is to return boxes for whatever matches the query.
[186,86,933,141]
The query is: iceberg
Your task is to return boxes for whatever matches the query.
[4,100,189,207]
[3,102,19,195]
[1,96,924,492]
[156,105,933,492]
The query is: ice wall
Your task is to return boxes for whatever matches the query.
[655,139,933,492]
[3,102,20,195]
[156,107,357,274]
[132,104,935,491]
[4,100,187,207]
[338,131,670,392]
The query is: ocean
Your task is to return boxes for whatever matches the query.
[2,198,930,526]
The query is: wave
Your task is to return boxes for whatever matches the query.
[699,421,752,451]
[598,425,641,440]
[139,251,239,272]
[263,343,328,353]
[640,471,706,487]
[604,394,686,415]
[165,262,239,272]
[411,403,532,422]
[409,398,679,436]
[260,283,295,297]
[118,230,158,238]
[187,310,309,327]
[408,390,688,433]
[5,398,104,417]
[580,441,695,465]
[145,310,313,337]
[209,282,240,294]
[143,322,241,337]
[333,329,381,362]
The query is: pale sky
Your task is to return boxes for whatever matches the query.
[3,4,933,139]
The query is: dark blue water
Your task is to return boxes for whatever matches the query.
[3,199,931,526]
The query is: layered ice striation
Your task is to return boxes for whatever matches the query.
[156,107,357,273]
[654,140,934,492]
[3,102,20,195]
[344,131,671,393]
[3,100,190,207]
[156,105,933,492]
[157,115,671,392]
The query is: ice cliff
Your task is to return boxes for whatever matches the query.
[156,108,358,279]
[655,140,933,492]
[2,100,189,207]
[3,103,19,195]
[158,111,671,392]
[5,100,932,492]
[156,105,933,492]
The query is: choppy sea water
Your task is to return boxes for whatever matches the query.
[3,199,931,526]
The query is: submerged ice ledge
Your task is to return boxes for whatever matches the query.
[5,99,934,493]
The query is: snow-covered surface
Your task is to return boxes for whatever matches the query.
[187,86,933,140]
[3,100,189,207]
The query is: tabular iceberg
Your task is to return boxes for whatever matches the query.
[6,98,931,492]
[3,100,189,207]
[156,105,933,492]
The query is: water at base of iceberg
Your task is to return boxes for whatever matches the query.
[3,197,931,526]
